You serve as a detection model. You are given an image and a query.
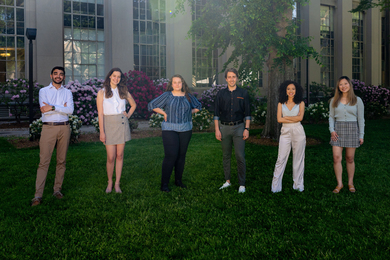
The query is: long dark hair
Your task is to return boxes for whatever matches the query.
[278,80,303,104]
[103,68,128,99]
[166,74,191,102]
[331,76,357,108]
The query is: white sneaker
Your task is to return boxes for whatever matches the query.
[219,181,231,190]
[238,186,246,193]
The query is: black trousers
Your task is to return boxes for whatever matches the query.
[161,130,192,186]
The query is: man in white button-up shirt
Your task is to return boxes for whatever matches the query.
[31,66,74,206]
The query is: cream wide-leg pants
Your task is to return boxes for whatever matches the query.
[271,122,306,193]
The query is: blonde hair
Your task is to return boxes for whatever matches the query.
[331,76,357,108]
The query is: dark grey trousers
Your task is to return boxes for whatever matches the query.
[220,123,246,186]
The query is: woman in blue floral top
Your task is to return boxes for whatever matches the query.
[148,74,202,192]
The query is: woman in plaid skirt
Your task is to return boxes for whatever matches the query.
[329,76,364,194]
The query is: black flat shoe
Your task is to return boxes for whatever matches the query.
[160,185,170,192]
[175,181,187,189]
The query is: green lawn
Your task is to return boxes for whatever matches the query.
[0,120,389,259]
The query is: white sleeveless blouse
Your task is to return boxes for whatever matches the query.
[282,103,299,117]
[103,88,126,115]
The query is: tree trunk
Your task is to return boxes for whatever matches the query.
[261,6,294,140]
[262,62,294,139]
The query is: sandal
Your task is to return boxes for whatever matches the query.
[332,185,344,194]
[115,183,122,193]
[106,181,112,193]
[348,185,356,193]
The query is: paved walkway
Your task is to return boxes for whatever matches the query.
[0,120,152,137]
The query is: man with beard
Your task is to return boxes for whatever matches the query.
[31,66,74,206]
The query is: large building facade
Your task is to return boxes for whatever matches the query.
[0,0,389,92]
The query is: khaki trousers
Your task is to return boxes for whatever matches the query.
[271,122,306,193]
[35,124,71,198]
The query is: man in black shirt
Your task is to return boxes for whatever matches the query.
[214,68,251,193]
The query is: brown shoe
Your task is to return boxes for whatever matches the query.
[332,185,344,194]
[53,191,64,199]
[31,197,42,206]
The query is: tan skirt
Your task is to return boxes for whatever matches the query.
[103,114,131,145]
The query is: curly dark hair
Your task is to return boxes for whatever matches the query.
[103,68,128,99]
[166,74,191,102]
[278,80,304,104]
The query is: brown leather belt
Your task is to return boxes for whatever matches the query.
[43,121,69,126]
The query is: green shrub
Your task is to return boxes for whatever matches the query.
[352,79,390,119]
[149,113,165,128]
[29,115,83,143]
[253,104,267,125]
[307,82,333,104]
[192,109,212,131]
[0,79,43,123]
[304,101,329,123]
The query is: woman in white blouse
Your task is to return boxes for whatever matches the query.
[97,68,137,193]
[271,80,306,193]
[329,76,364,194]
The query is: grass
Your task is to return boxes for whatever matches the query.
[0,119,389,259]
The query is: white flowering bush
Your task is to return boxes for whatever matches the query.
[68,115,83,142]
[29,118,43,141]
[149,113,165,128]
[91,117,99,133]
[192,109,212,131]
[304,101,329,123]
[29,115,83,142]
[92,117,138,133]
[253,104,267,125]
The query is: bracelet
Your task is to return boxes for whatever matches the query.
[244,128,249,131]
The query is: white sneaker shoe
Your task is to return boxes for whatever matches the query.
[238,186,246,193]
[219,181,231,190]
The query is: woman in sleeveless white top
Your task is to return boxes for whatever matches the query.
[271,81,306,193]
[96,68,137,194]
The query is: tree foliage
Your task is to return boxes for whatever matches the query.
[176,0,320,138]
[351,0,390,12]
[176,0,319,83]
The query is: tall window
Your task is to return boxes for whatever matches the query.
[192,0,218,88]
[133,0,166,81]
[320,5,334,87]
[63,0,105,83]
[352,12,364,81]
[0,0,25,82]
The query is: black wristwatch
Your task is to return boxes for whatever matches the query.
[52,106,55,111]
[244,128,249,131]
